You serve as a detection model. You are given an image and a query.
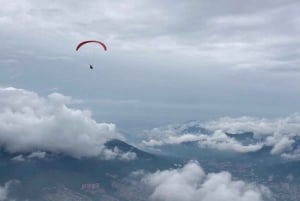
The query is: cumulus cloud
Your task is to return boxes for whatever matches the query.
[142,161,272,201]
[0,87,123,158]
[142,114,300,159]
[142,123,263,153]
[202,115,300,158]
[101,147,137,161]
[270,137,294,155]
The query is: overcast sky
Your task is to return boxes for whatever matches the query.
[1,0,300,131]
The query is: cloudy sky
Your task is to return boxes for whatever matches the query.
[1,0,300,131]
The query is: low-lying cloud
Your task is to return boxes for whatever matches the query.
[0,87,124,158]
[11,151,47,162]
[142,114,300,160]
[0,180,18,201]
[0,182,9,201]
[142,161,272,201]
[101,147,137,161]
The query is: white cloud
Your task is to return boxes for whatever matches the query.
[202,115,300,157]
[142,124,263,153]
[0,87,122,158]
[28,151,47,159]
[142,133,202,147]
[270,137,294,155]
[101,147,137,161]
[202,116,275,136]
[142,114,300,159]
[11,151,47,162]
[11,154,25,162]
[142,130,263,153]
[119,150,137,161]
[197,130,263,153]
[143,161,272,201]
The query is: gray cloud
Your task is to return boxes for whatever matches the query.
[0,87,123,158]
[1,0,299,70]
[11,154,26,162]
[281,149,300,160]
[0,180,18,201]
[142,161,272,201]
[0,183,9,201]
[1,1,300,129]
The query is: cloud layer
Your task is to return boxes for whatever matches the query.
[1,0,300,72]
[142,114,300,159]
[1,0,300,127]
[0,87,123,158]
[143,161,272,201]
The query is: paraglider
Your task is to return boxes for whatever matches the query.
[76,40,107,51]
[76,40,107,69]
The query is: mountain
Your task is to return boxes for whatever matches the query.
[180,125,209,134]
[1,138,299,201]
[225,132,257,145]
[105,139,153,159]
[0,139,178,201]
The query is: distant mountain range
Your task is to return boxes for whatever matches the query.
[0,139,178,201]
[105,139,153,159]
[1,136,300,201]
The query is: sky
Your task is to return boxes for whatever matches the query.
[0,2,299,199]
[1,0,300,131]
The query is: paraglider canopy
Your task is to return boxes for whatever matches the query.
[76,40,107,51]
[76,40,107,70]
